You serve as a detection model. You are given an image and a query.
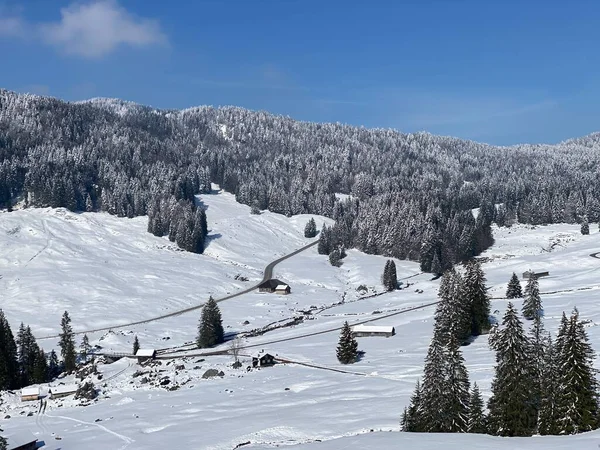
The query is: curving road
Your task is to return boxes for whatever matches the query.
[36,240,319,340]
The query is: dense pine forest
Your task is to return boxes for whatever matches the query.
[1,89,600,266]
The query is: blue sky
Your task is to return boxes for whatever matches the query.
[1,0,599,145]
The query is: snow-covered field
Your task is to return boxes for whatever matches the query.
[1,191,600,449]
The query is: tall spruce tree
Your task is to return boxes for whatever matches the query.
[304,218,317,238]
[555,309,599,434]
[443,334,471,432]
[487,302,537,436]
[435,268,470,343]
[505,272,523,299]
[317,224,331,255]
[401,380,423,432]
[80,334,91,361]
[467,383,487,434]
[0,310,18,389]
[133,335,140,355]
[463,260,490,336]
[420,332,450,432]
[16,325,40,387]
[59,311,76,373]
[522,275,542,320]
[538,335,560,435]
[48,350,60,380]
[32,349,48,384]
[336,321,358,364]
[382,260,397,291]
[197,297,225,348]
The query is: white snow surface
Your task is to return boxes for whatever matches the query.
[1,192,600,448]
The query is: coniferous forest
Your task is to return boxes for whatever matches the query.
[3,90,600,266]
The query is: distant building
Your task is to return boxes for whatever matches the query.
[135,348,157,364]
[6,432,38,450]
[258,279,291,294]
[523,271,549,280]
[20,386,39,402]
[252,352,276,368]
[351,324,395,338]
[49,384,78,399]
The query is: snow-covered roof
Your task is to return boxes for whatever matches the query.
[50,384,78,395]
[136,349,156,357]
[275,284,289,290]
[351,324,395,334]
[20,386,40,396]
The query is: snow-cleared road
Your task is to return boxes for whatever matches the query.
[36,240,318,340]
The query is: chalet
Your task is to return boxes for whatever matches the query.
[258,279,291,294]
[20,386,40,402]
[49,384,78,399]
[252,352,276,368]
[351,324,395,338]
[135,348,157,364]
[6,432,38,450]
[523,271,550,280]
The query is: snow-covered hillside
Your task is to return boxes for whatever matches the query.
[2,191,600,449]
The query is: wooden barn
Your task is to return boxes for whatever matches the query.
[252,352,276,368]
[49,384,78,399]
[351,324,395,338]
[258,279,291,294]
[523,270,550,279]
[135,348,157,364]
[5,432,38,450]
[20,386,40,402]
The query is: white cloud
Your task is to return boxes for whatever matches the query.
[0,1,167,58]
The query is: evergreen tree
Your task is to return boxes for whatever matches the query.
[435,268,470,343]
[420,333,449,432]
[336,321,358,364]
[463,260,490,336]
[329,248,342,267]
[0,435,6,450]
[487,302,537,436]
[538,335,560,435]
[304,218,317,238]
[522,275,542,320]
[59,311,76,373]
[317,224,331,255]
[0,310,18,389]
[80,334,91,361]
[467,383,487,434]
[133,335,140,355]
[443,334,471,432]
[555,309,599,434]
[401,380,423,432]
[32,349,48,384]
[505,272,523,299]
[382,260,391,290]
[48,350,60,379]
[382,260,397,291]
[581,216,590,235]
[197,297,225,348]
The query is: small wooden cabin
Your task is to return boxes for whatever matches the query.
[523,271,549,280]
[274,284,291,295]
[258,279,291,294]
[6,432,38,450]
[49,384,78,399]
[252,352,275,368]
[351,324,396,338]
[135,348,157,364]
[20,387,40,402]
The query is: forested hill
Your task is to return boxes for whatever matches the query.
[0,89,599,270]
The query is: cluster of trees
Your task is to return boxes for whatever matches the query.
[0,310,81,390]
[7,90,600,269]
[197,297,225,348]
[304,218,317,238]
[404,269,599,436]
[382,260,398,291]
[318,224,347,267]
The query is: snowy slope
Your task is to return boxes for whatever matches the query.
[1,193,600,449]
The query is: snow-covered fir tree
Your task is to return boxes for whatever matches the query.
[463,260,491,336]
[304,218,317,238]
[581,216,590,235]
[538,335,560,435]
[467,383,487,434]
[401,380,423,432]
[434,268,470,343]
[336,321,358,364]
[132,335,140,355]
[487,302,537,436]
[197,297,224,348]
[59,311,76,373]
[382,260,398,291]
[522,275,542,320]
[505,272,523,299]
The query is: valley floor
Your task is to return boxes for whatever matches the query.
[1,191,600,449]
